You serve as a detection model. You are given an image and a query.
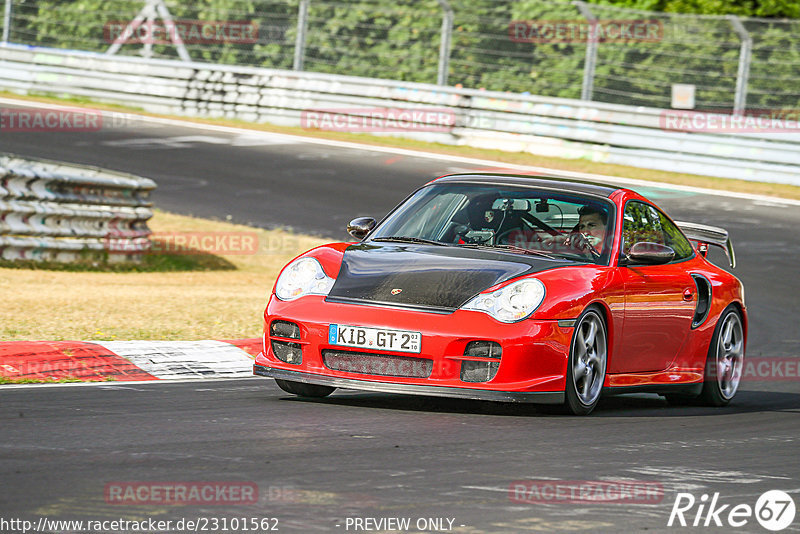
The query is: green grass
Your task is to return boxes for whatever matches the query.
[0,248,236,273]
[0,376,115,384]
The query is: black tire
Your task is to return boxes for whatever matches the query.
[564,307,608,416]
[699,305,745,407]
[275,379,335,398]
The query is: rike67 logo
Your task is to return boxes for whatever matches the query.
[668,490,796,531]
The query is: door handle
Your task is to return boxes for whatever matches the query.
[683,288,694,301]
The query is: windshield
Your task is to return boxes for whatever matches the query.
[369,182,616,265]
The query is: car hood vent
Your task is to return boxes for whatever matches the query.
[326,243,570,311]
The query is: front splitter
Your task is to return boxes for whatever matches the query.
[254,364,564,404]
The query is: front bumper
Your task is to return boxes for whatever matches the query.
[255,364,564,404]
[254,294,573,399]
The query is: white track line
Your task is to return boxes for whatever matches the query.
[2,96,799,206]
[0,376,259,390]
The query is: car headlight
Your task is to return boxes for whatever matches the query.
[275,257,335,301]
[461,278,545,323]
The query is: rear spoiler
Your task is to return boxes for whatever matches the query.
[675,221,736,268]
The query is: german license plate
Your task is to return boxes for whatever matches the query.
[328,324,421,353]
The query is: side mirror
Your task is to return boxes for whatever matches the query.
[624,242,675,265]
[347,217,376,240]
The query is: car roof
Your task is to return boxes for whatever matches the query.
[433,173,623,198]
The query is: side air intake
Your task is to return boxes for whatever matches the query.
[691,274,712,328]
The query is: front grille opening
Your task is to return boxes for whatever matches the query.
[461,341,502,382]
[322,350,432,378]
[461,361,500,383]
[270,320,301,339]
[464,340,502,359]
[271,340,302,365]
[691,274,712,328]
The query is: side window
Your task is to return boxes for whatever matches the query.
[622,201,694,261]
[622,201,664,255]
[658,211,694,261]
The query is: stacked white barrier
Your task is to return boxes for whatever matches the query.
[1,44,800,185]
[0,154,155,262]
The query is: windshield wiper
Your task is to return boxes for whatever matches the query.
[494,244,561,259]
[459,242,559,259]
[371,236,448,246]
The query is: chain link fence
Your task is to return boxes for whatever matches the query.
[1,0,798,112]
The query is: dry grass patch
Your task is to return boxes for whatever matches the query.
[0,211,326,341]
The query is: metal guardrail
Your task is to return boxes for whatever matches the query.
[0,154,155,262]
[1,44,799,186]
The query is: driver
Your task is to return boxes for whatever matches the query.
[577,205,607,251]
[565,205,608,256]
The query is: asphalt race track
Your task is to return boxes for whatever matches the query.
[2,102,800,533]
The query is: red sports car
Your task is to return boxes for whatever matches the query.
[254,174,746,415]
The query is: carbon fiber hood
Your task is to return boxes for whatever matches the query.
[326,243,573,311]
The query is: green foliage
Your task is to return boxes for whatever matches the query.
[591,0,799,17]
[9,0,800,110]
[13,0,296,66]
[446,0,586,96]
[302,0,441,82]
